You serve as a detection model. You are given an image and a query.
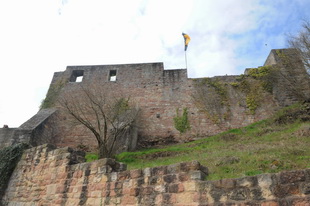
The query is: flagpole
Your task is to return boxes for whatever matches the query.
[185,50,188,69]
[182,32,190,69]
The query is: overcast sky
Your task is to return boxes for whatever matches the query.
[0,0,309,127]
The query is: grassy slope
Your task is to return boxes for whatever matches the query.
[114,102,310,180]
[86,103,310,180]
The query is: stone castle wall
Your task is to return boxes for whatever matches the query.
[1,49,308,153]
[3,144,310,205]
[0,109,57,149]
[38,48,309,153]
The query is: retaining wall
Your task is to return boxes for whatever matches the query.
[2,144,310,205]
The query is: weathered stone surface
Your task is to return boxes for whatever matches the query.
[280,170,306,184]
[1,48,304,155]
[2,144,310,205]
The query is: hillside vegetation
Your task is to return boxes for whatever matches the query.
[85,102,309,180]
[111,102,310,180]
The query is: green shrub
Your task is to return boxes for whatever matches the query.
[173,108,191,133]
[85,153,99,162]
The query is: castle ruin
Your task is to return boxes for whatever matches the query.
[1,48,310,205]
[0,48,309,154]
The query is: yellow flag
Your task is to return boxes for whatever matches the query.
[182,33,191,51]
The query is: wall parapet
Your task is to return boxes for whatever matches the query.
[2,144,310,205]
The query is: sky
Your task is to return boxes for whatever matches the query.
[0,0,309,127]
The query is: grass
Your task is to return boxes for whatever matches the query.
[85,153,99,162]
[88,102,310,180]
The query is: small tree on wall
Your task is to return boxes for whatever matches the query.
[58,82,139,158]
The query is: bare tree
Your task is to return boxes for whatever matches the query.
[58,82,139,158]
[287,19,310,73]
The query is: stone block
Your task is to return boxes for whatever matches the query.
[115,181,123,189]
[154,185,166,193]
[46,184,57,196]
[109,189,117,197]
[193,192,208,203]
[130,169,142,179]
[91,174,102,183]
[55,185,66,194]
[179,172,190,182]
[290,196,310,206]
[151,165,167,176]
[121,195,137,205]
[301,182,310,195]
[85,198,95,205]
[208,187,227,203]
[280,170,306,184]
[117,170,130,181]
[141,186,154,195]
[176,192,195,204]
[168,183,185,193]
[96,158,125,172]
[236,176,258,187]
[257,173,275,200]
[212,178,236,189]
[95,183,106,191]
[166,163,181,174]
[90,191,102,198]
[110,172,118,182]
[190,171,205,180]
[130,188,140,196]
[163,174,177,183]
[148,176,159,185]
[229,188,249,201]
[272,183,300,198]
[143,167,151,177]
[257,201,279,206]
[119,163,127,171]
[53,147,72,155]
[161,193,177,204]
[98,166,111,174]
[250,187,264,201]
[183,181,197,192]
[180,161,200,172]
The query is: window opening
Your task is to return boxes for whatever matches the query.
[76,76,83,82]
[109,70,117,81]
[70,70,84,82]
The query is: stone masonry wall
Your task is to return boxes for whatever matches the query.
[0,128,32,149]
[30,49,310,153]
[3,144,310,205]
[0,109,57,149]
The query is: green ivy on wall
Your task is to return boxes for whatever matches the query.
[192,78,231,124]
[201,78,228,105]
[173,108,190,133]
[40,79,66,109]
[0,143,29,198]
[230,75,262,115]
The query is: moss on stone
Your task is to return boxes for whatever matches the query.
[230,82,240,87]
[247,65,272,79]
[40,79,66,109]
[246,95,259,115]
[193,78,231,124]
